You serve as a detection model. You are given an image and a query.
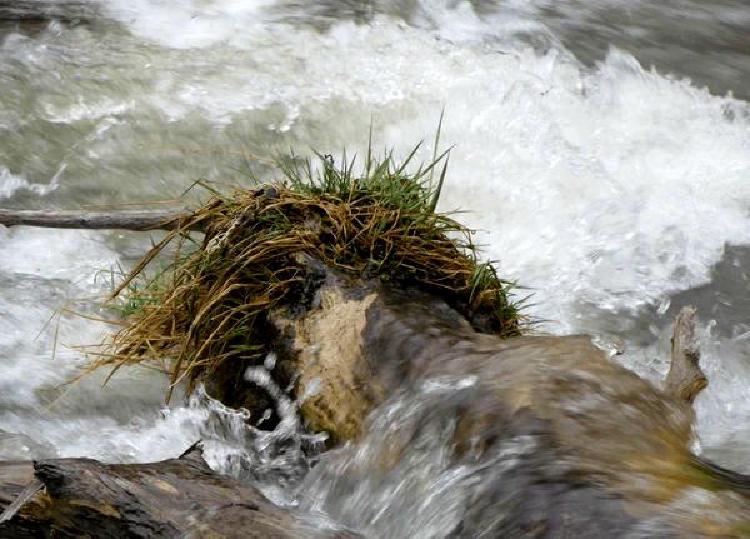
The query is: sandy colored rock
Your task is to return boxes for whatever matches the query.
[282,277,384,444]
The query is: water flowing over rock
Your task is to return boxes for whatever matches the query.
[275,274,750,537]
[2,255,750,536]
[0,444,358,538]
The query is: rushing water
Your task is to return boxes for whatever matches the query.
[1,0,750,533]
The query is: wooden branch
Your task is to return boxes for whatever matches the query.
[0,209,200,232]
[665,306,707,404]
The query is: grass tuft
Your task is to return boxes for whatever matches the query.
[89,146,523,402]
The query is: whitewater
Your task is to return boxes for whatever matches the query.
[1,0,749,519]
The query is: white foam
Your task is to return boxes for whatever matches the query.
[99,0,277,49]
[93,2,750,326]
[43,98,133,124]
[0,167,61,200]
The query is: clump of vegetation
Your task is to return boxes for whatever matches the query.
[91,146,522,402]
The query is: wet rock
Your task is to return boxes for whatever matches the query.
[2,260,747,535]
[0,445,358,538]
[271,280,750,536]
[279,274,385,443]
[449,409,643,539]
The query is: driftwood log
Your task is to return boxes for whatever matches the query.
[0,209,196,232]
[0,444,358,538]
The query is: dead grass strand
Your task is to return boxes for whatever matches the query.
[90,150,523,402]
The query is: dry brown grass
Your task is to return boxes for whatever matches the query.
[90,151,522,401]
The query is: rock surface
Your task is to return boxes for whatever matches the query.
[0,445,358,538]
[263,273,750,537]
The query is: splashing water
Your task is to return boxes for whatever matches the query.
[1,0,750,532]
[297,378,492,538]
[187,376,327,505]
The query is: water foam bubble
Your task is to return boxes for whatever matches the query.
[0,167,61,200]
[99,0,278,49]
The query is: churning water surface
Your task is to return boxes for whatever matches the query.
[1,0,750,522]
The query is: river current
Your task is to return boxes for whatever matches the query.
[1,0,750,533]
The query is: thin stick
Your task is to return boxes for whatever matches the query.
[0,209,200,231]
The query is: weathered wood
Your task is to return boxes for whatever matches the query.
[259,270,750,536]
[665,306,707,403]
[0,445,359,538]
[0,209,199,232]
